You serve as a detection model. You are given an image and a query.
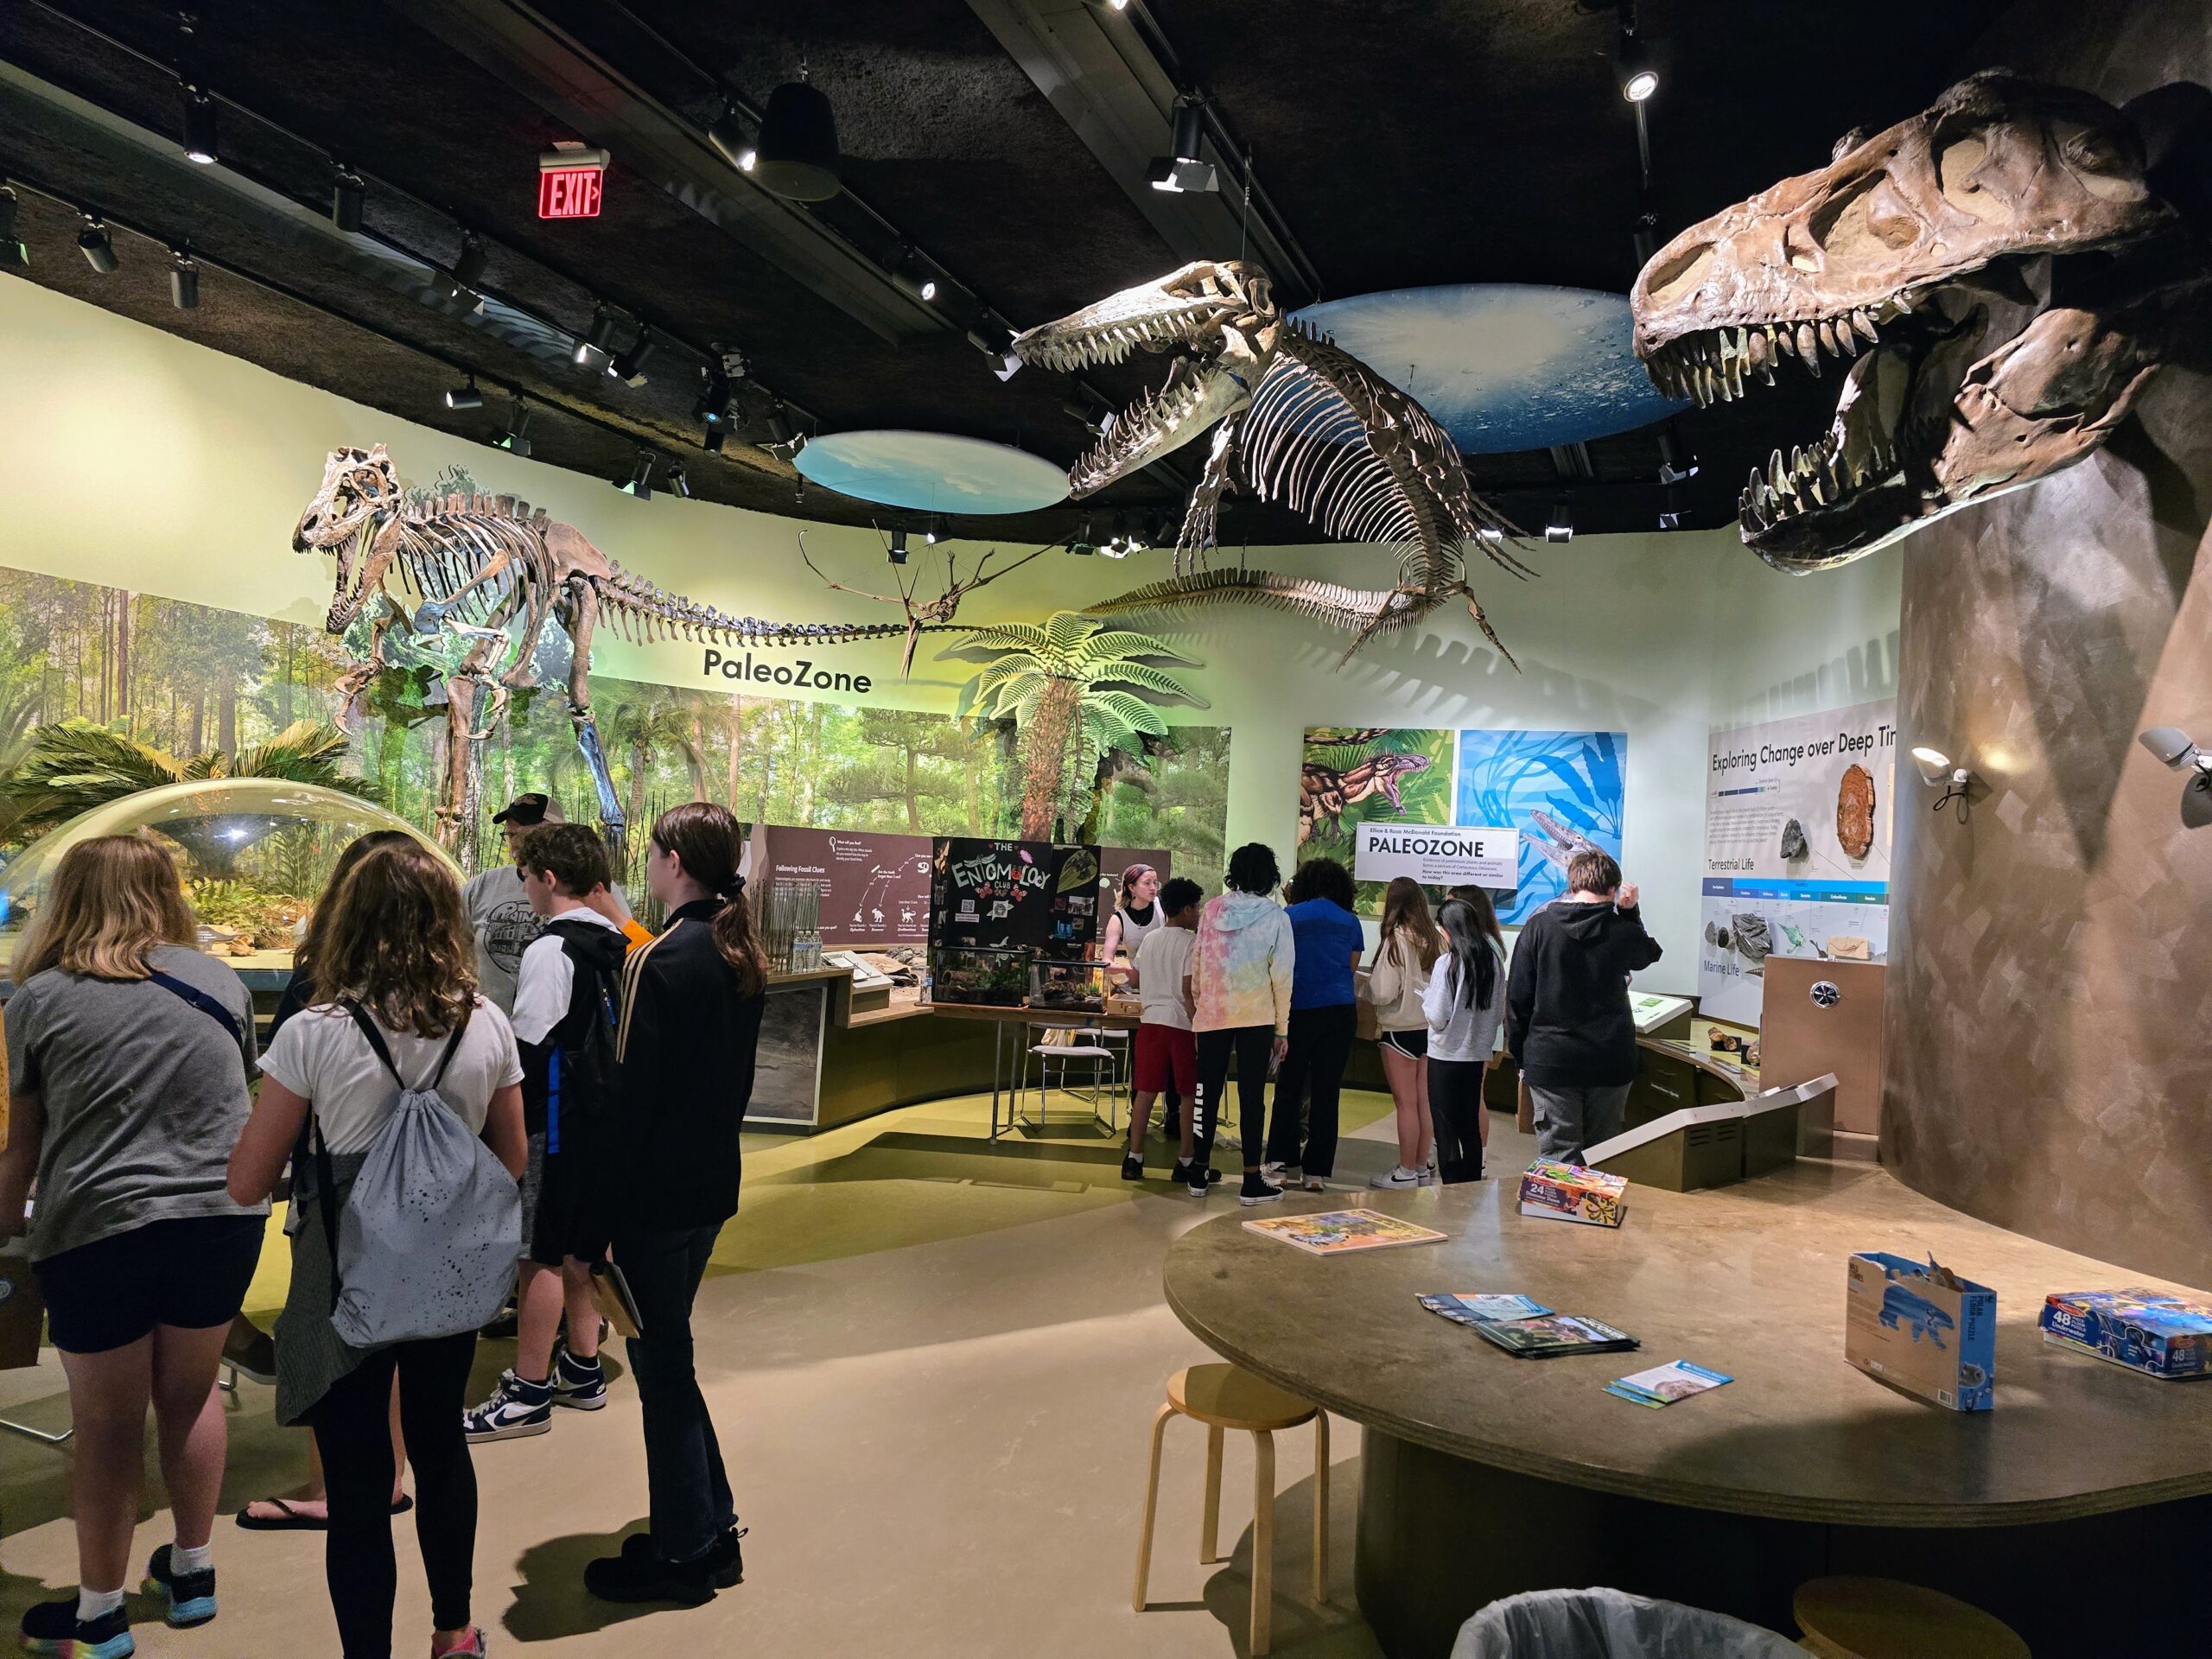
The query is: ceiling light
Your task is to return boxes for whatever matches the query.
[497,399,533,457]
[764,404,793,445]
[451,231,489,292]
[0,188,24,270]
[695,372,732,427]
[181,87,219,165]
[169,249,199,309]
[616,452,657,499]
[924,518,944,545]
[609,329,657,386]
[888,528,910,565]
[1546,499,1573,543]
[444,374,484,410]
[1656,428,1698,486]
[1063,397,1112,435]
[667,462,693,499]
[888,246,938,303]
[331,166,365,232]
[1618,29,1659,103]
[1478,524,1505,545]
[77,216,116,274]
[575,302,620,366]
[967,320,1023,382]
[754,72,841,202]
[1109,0,1128,9]
[2138,727,2212,830]
[706,100,756,173]
[1149,96,1217,194]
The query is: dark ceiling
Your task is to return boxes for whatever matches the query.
[0,0,2010,546]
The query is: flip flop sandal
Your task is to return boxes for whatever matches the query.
[236,1494,414,1531]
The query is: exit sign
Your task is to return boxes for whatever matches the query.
[537,147,609,219]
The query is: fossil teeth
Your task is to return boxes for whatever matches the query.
[1795,321,1818,360]
[1853,309,1879,344]
[1817,319,1840,357]
[1746,329,1770,370]
[1769,450,1788,494]
[1775,326,1796,359]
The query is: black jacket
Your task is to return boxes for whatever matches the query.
[1505,899,1663,1089]
[611,899,765,1236]
[518,916,629,1134]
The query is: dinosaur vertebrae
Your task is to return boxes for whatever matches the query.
[391,492,905,648]
[1085,568,1442,636]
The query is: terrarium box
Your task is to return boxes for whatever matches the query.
[927,945,1031,1007]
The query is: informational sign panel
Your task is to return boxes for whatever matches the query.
[929,838,1101,959]
[1700,699,1896,1027]
[761,826,932,947]
[1353,821,1519,888]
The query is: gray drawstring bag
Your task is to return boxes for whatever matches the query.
[308,1001,523,1348]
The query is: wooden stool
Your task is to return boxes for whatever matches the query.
[1133,1363,1330,1656]
[1794,1577,2031,1659]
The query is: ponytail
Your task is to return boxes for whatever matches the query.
[648,802,767,997]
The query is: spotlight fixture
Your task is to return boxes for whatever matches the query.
[169,249,199,310]
[0,188,25,270]
[1063,397,1113,436]
[1657,486,1685,531]
[1109,0,1129,10]
[888,527,910,566]
[702,424,726,455]
[695,371,733,428]
[753,70,841,201]
[763,403,793,445]
[443,374,484,410]
[181,86,219,164]
[967,319,1023,381]
[706,100,756,174]
[77,216,116,274]
[1066,518,1098,556]
[1656,428,1699,486]
[1148,95,1218,194]
[451,231,489,293]
[1477,524,1506,546]
[795,476,807,507]
[331,166,365,232]
[609,328,657,386]
[1617,22,1659,103]
[616,452,657,500]
[1546,499,1573,543]
[1910,747,1976,818]
[666,462,693,499]
[924,517,946,545]
[496,399,533,456]
[886,245,938,303]
[2137,727,2212,830]
[575,302,620,366]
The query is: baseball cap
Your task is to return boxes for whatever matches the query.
[492,792,566,826]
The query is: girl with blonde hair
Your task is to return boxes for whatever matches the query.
[1,835,267,1656]
[1366,876,1442,1189]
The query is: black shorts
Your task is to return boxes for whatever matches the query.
[1379,1028,1429,1059]
[35,1213,264,1354]
[524,1129,599,1268]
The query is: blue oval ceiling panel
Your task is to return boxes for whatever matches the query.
[1294,283,1687,455]
[795,429,1070,514]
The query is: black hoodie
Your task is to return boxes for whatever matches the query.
[1505,899,1664,1089]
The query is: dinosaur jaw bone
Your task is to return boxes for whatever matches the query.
[1067,358,1250,498]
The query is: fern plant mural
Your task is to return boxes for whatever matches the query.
[951,613,1205,841]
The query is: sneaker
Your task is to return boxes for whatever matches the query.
[1238,1173,1286,1207]
[583,1542,718,1606]
[1170,1160,1223,1187]
[462,1370,552,1442]
[430,1628,486,1657]
[142,1546,216,1629]
[1261,1161,1301,1185]
[550,1345,607,1412]
[1300,1176,1330,1192]
[621,1526,746,1589]
[1368,1166,1421,1190]
[20,1598,131,1657]
[1121,1154,1145,1182]
[1416,1166,1438,1187]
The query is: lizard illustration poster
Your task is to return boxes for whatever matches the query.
[1296,728,1456,912]
[1454,729,1628,926]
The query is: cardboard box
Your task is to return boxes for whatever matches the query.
[1517,1160,1628,1228]
[1845,1252,1994,1411]
[2040,1288,2212,1380]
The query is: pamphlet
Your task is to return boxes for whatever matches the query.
[1241,1209,1447,1257]
[1418,1292,1552,1327]
[1605,1358,1733,1408]
[1471,1313,1639,1358]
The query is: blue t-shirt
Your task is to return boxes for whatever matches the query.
[1286,898,1363,1009]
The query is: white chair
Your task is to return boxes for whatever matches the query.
[1020,1024,1122,1133]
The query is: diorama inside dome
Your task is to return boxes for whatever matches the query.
[0,780,453,971]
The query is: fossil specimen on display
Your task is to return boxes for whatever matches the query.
[1009,260,1529,664]
[1631,71,2212,569]
[1730,912,1774,966]
[1837,764,1877,860]
[1780,817,1809,860]
[1827,935,1873,961]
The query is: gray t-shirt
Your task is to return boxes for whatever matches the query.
[5,944,269,1261]
[462,865,540,1015]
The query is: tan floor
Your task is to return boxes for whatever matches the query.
[0,1088,1522,1656]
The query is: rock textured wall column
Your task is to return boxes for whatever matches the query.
[1879,0,2212,1287]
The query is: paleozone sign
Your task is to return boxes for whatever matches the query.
[1353,822,1519,888]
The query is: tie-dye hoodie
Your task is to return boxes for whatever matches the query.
[1190,891,1296,1034]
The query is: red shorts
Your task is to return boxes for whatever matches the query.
[1135,1023,1197,1096]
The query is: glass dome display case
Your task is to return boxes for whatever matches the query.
[0,780,452,983]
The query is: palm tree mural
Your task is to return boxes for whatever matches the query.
[602,698,705,831]
[952,613,1204,841]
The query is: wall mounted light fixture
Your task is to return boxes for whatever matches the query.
[2137,727,2212,830]
[1911,747,1975,819]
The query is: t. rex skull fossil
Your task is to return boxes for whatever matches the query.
[294,443,404,630]
[1631,70,2201,569]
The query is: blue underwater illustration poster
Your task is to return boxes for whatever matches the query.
[1453,730,1628,925]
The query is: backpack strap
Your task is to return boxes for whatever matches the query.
[340,998,472,1092]
[146,968,245,1048]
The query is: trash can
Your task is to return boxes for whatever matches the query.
[1454,1587,1805,1658]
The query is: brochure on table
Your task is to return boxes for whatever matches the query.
[1700,699,1896,1026]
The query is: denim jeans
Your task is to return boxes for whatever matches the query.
[613,1224,734,1563]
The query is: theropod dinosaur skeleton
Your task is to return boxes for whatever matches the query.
[1632,70,2211,569]
[1010,261,1530,664]
[293,444,907,862]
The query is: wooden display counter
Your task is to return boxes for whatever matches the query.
[1163,1164,2212,1656]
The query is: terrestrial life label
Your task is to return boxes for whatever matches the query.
[1353,821,1519,888]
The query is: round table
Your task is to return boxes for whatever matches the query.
[1163,1161,2212,1656]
